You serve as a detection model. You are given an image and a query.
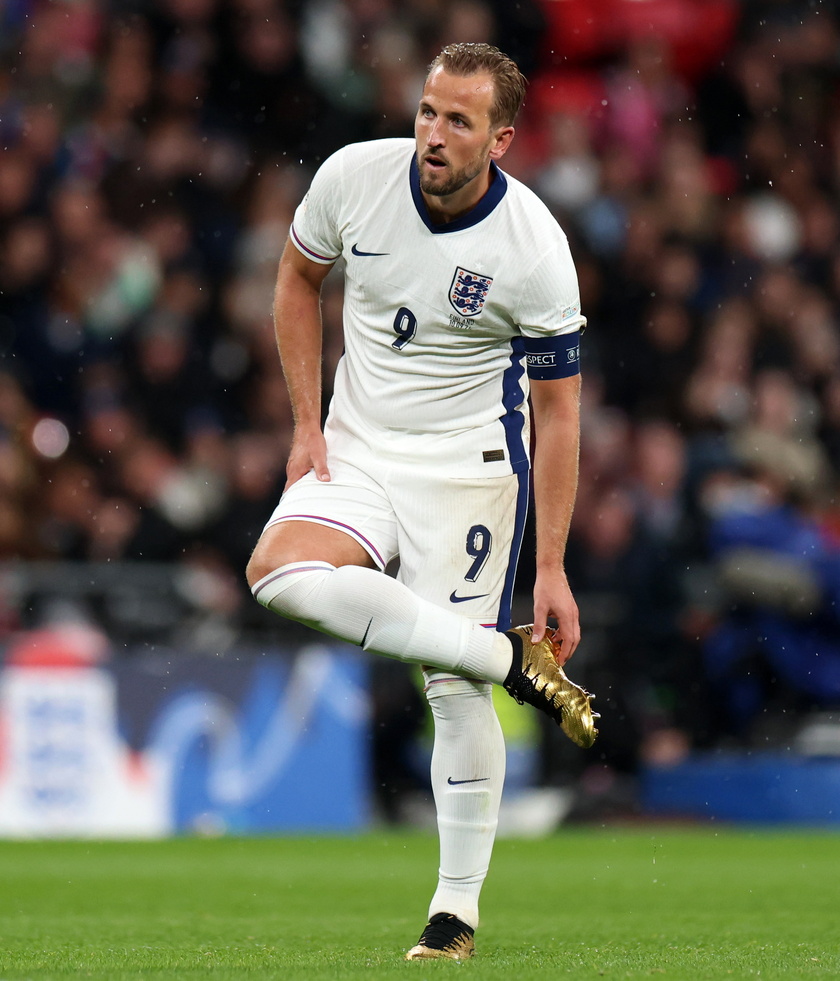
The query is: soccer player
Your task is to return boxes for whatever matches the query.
[246,42,597,960]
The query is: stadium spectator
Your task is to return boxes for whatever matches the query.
[700,431,840,737]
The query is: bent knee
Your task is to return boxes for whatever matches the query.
[245,547,271,590]
[244,524,307,588]
[245,536,301,590]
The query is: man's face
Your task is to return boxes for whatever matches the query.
[415,68,504,200]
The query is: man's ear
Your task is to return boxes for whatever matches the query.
[489,126,515,161]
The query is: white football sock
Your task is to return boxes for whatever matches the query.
[251,562,513,682]
[424,674,506,930]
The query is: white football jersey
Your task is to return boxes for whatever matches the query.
[291,138,585,477]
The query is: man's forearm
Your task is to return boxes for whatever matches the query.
[273,242,331,431]
[530,375,581,571]
[533,434,579,572]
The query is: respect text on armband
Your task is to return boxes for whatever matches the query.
[527,353,557,368]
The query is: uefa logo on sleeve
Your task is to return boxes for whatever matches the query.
[449,267,493,318]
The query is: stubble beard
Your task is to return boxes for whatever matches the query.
[418,161,481,198]
[418,143,491,199]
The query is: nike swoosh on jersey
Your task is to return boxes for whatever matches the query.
[351,243,390,256]
[447,776,490,785]
[449,591,490,604]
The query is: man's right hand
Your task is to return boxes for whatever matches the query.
[285,428,330,488]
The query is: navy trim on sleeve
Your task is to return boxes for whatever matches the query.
[523,331,581,379]
[291,223,340,263]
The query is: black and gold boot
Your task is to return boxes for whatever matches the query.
[504,625,598,749]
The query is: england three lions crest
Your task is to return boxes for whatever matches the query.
[449,267,493,318]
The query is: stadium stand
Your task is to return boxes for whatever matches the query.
[2,0,840,818]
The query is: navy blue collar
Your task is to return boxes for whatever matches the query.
[409,153,507,233]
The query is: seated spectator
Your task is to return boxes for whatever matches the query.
[701,430,840,737]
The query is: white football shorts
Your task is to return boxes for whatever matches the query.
[264,453,529,630]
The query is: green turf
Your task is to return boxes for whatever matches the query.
[0,828,838,979]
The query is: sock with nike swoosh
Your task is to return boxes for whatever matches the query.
[251,562,513,681]
[423,674,506,930]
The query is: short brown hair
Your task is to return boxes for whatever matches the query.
[427,43,527,128]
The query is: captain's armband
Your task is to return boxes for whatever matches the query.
[524,331,581,380]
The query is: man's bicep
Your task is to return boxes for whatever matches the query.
[530,374,582,426]
[277,236,335,294]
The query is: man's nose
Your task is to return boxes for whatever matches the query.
[427,118,445,146]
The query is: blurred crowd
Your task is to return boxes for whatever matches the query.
[3,0,840,786]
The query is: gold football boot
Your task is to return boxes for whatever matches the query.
[405,913,475,961]
[504,625,599,749]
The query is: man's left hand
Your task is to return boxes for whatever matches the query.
[532,568,580,663]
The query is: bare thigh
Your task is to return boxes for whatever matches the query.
[246,460,400,586]
[246,519,375,586]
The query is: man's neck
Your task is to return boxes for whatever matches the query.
[422,169,494,225]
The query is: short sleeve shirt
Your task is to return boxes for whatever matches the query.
[291,138,585,477]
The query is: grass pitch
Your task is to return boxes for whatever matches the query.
[0,827,838,979]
